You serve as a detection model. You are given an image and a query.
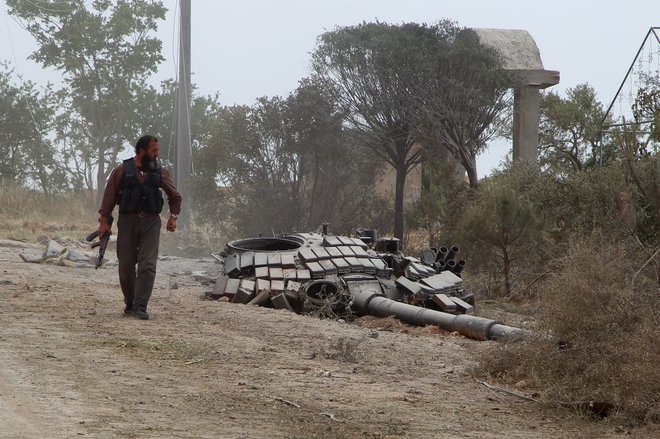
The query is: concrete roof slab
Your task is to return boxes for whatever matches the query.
[472,28,545,70]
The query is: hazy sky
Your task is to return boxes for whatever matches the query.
[1,0,659,174]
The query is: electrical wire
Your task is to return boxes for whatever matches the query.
[2,2,60,191]
[22,0,77,14]
[166,0,179,166]
[3,4,45,136]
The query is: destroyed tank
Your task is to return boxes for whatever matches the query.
[210,227,523,341]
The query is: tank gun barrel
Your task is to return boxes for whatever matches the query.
[350,286,525,341]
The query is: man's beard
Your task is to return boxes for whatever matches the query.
[141,155,158,171]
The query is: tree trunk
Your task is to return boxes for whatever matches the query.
[502,245,512,295]
[34,153,50,196]
[466,159,479,189]
[308,150,320,227]
[394,164,407,240]
[38,170,49,196]
[96,147,106,204]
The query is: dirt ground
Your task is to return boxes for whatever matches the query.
[0,238,657,439]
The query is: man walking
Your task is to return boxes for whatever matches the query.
[98,135,182,320]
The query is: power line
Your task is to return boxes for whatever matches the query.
[3,4,45,136]
[166,0,179,166]
[22,0,77,14]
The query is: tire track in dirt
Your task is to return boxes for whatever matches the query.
[0,365,53,438]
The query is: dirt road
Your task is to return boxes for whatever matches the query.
[0,239,652,438]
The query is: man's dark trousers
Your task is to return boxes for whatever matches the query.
[117,214,161,312]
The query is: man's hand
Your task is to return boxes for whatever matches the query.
[166,215,177,232]
[98,217,111,238]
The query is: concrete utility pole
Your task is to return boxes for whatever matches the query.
[176,0,192,229]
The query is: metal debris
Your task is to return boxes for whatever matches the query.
[207,228,525,341]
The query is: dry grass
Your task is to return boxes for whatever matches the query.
[0,182,231,254]
[478,237,660,424]
[0,182,97,242]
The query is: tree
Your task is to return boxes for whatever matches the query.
[461,178,540,295]
[134,79,223,173]
[195,79,378,236]
[632,72,660,148]
[539,83,613,172]
[412,28,512,189]
[405,151,468,247]
[313,22,511,238]
[8,0,167,200]
[0,64,66,194]
[312,22,452,240]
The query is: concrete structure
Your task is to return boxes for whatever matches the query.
[473,28,560,161]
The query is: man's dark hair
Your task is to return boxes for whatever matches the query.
[135,135,158,154]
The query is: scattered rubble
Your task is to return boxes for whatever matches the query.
[19,239,103,268]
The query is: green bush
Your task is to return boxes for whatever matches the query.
[457,161,657,297]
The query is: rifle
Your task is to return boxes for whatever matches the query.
[85,215,114,269]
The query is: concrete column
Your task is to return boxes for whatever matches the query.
[512,86,541,162]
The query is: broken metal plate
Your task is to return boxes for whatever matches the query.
[420,271,463,291]
[432,293,457,312]
[395,276,422,295]
[212,275,229,297]
[449,296,474,314]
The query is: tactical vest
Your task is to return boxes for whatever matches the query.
[117,158,164,214]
